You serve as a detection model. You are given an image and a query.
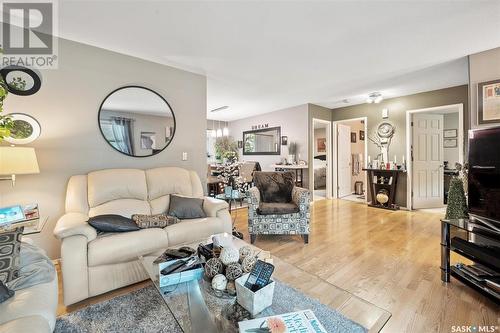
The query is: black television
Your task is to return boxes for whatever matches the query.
[468,126,500,228]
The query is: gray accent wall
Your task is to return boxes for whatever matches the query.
[469,47,500,129]
[331,85,468,207]
[0,38,207,259]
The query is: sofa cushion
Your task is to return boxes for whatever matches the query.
[88,215,140,232]
[146,167,204,201]
[253,171,295,203]
[87,169,148,208]
[0,315,51,333]
[88,228,169,267]
[0,228,23,284]
[165,217,231,246]
[168,195,206,219]
[0,278,58,331]
[258,202,299,215]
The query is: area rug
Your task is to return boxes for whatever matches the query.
[56,279,366,333]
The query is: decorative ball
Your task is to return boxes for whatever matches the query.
[239,246,253,261]
[211,274,227,291]
[376,189,389,204]
[205,257,223,278]
[220,247,239,265]
[241,256,257,273]
[226,281,236,296]
[225,263,243,281]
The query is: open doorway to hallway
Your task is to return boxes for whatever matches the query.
[406,104,464,211]
[312,119,332,201]
[333,118,367,203]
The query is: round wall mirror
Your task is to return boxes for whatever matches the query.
[98,86,176,157]
[0,66,42,96]
[4,113,41,144]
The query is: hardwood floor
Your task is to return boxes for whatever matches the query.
[233,199,499,333]
[56,199,499,332]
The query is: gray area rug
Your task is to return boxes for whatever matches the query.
[56,280,366,333]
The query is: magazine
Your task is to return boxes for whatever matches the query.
[238,309,327,333]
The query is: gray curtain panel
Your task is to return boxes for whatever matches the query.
[111,117,134,155]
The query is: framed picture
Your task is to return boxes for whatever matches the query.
[317,138,326,152]
[359,130,365,141]
[281,136,288,145]
[478,79,500,124]
[443,129,457,138]
[351,132,356,143]
[140,132,156,149]
[444,139,457,148]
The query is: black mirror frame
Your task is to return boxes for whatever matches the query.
[242,126,281,156]
[0,65,42,96]
[97,85,176,158]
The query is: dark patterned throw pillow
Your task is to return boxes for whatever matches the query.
[0,227,23,284]
[132,213,179,229]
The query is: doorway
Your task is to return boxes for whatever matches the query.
[311,119,332,200]
[406,104,464,210]
[332,117,368,203]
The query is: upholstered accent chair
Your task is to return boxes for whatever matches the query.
[248,171,311,244]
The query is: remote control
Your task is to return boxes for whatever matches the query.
[244,260,274,292]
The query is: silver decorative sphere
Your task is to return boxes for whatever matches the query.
[241,256,257,273]
[220,247,239,266]
[205,257,223,278]
[239,246,253,261]
[225,263,243,281]
[211,274,227,291]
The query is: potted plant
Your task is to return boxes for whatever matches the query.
[0,75,13,141]
[214,137,238,163]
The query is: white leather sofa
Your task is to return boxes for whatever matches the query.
[0,241,58,333]
[54,167,232,306]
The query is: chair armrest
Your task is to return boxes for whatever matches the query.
[203,197,229,217]
[247,187,261,212]
[292,187,311,212]
[53,212,96,242]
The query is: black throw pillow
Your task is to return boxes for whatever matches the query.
[253,171,295,203]
[88,215,140,232]
[0,281,14,303]
[168,195,206,219]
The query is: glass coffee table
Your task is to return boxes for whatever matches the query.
[139,233,391,333]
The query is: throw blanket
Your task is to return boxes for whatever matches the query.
[6,242,55,291]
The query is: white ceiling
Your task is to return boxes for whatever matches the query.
[57,1,500,121]
[100,87,173,117]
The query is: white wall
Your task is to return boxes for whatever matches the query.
[443,113,460,166]
[0,38,207,259]
[228,104,309,187]
[469,47,500,129]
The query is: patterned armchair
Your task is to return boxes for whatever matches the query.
[247,171,311,244]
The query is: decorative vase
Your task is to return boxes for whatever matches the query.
[224,185,233,196]
[445,178,468,219]
[287,154,295,164]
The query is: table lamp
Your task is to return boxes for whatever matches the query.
[0,147,40,186]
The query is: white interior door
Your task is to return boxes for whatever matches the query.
[412,113,444,209]
[337,124,351,198]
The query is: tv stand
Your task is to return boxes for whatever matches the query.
[441,218,500,303]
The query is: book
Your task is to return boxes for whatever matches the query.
[238,309,327,333]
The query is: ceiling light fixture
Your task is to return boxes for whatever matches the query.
[366,92,383,104]
[210,105,229,113]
